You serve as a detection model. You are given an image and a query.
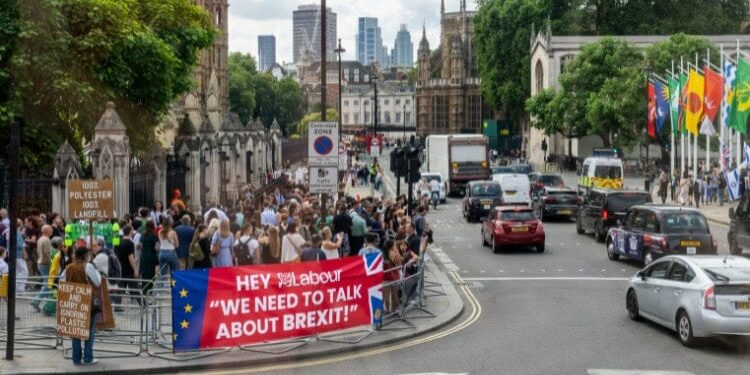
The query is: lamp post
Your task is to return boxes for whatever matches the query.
[334,39,345,139]
[644,63,652,166]
[370,74,379,137]
[402,103,406,141]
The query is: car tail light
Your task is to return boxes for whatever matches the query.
[602,209,608,220]
[544,196,556,204]
[535,222,544,233]
[711,236,718,253]
[703,285,716,310]
[535,182,544,189]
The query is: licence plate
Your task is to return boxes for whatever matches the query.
[736,302,750,310]
[506,191,516,196]
[483,204,490,210]
[680,240,701,247]
[686,247,696,255]
[558,209,572,215]
[511,226,528,232]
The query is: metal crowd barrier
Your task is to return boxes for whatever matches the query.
[1,251,443,361]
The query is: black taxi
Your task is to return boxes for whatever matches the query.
[605,205,717,265]
[463,180,502,222]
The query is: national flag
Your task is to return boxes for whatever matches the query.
[703,66,723,123]
[684,69,705,135]
[730,59,750,134]
[721,61,736,129]
[654,81,670,134]
[699,116,715,136]
[726,168,741,201]
[744,142,750,166]
[678,73,689,133]
[647,81,656,138]
[720,139,730,169]
[668,76,681,135]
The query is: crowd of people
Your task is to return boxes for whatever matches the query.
[0,164,434,364]
[653,162,744,207]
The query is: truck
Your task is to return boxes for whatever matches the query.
[426,135,490,196]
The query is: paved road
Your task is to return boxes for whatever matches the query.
[204,159,747,375]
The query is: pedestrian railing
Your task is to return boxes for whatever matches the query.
[0,252,444,361]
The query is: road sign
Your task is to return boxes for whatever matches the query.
[309,166,338,195]
[308,122,339,167]
[68,179,114,219]
[338,144,348,171]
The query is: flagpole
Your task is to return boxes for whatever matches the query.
[738,39,742,168]
[694,52,699,178]
[681,56,686,176]
[706,48,711,172]
[670,60,675,178]
[720,45,726,171]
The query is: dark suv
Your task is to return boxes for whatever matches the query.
[576,189,652,242]
[727,194,750,255]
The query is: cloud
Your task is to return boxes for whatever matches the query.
[227,0,477,64]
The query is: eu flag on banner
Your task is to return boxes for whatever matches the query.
[172,268,210,351]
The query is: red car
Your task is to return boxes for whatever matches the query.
[481,206,545,253]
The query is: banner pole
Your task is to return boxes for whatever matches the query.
[694,52,699,179]
[737,39,742,168]
[720,45,725,170]
[681,56,685,175]
[670,59,675,178]
[706,48,711,171]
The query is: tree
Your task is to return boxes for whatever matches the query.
[275,77,304,136]
[228,52,257,125]
[645,34,718,76]
[253,72,278,127]
[0,0,216,170]
[296,108,338,138]
[526,88,589,156]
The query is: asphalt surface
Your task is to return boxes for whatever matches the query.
[207,164,749,375]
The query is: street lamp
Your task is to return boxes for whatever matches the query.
[369,72,380,137]
[334,39,345,139]
[402,103,406,140]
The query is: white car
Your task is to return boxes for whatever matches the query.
[491,173,531,206]
[415,172,447,203]
[626,255,750,346]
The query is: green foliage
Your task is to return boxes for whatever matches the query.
[296,109,338,138]
[645,34,719,76]
[228,52,257,125]
[0,0,20,122]
[475,0,749,122]
[275,77,304,136]
[0,0,216,171]
[253,72,279,128]
[527,38,645,148]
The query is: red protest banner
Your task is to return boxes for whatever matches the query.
[171,253,383,351]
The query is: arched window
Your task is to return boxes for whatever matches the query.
[535,60,544,94]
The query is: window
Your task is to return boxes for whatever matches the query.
[344,114,349,123]
[363,100,369,106]
[646,261,671,279]
[395,99,401,105]
[364,112,370,123]
[534,60,544,93]
[395,113,401,123]
[354,69,360,82]
[405,99,411,105]
[668,262,694,282]
[344,100,349,106]
[624,210,640,230]
[384,112,391,124]
[354,114,360,123]
[405,112,411,124]
[384,99,390,105]
[353,100,359,106]
[643,212,659,232]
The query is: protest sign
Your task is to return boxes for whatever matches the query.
[68,179,114,220]
[171,253,383,351]
[56,281,93,340]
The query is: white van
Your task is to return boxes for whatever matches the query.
[577,157,624,194]
[492,174,531,205]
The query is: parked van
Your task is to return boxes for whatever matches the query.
[577,157,624,194]
[492,174,531,205]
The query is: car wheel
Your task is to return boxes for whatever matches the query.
[595,224,606,243]
[677,310,698,347]
[626,289,640,321]
[642,249,654,265]
[536,244,545,253]
[576,214,585,235]
[606,240,620,261]
[492,236,502,254]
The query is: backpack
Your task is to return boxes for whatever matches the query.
[107,249,122,279]
[189,240,205,262]
[233,238,254,266]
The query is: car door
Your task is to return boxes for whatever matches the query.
[614,210,636,255]
[584,191,601,231]
[635,260,673,318]
[624,210,647,260]
[658,260,695,323]
[733,194,750,249]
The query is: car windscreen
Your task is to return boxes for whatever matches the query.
[500,211,536,221]
[661,212,709,234]
[703,267,750,282]
[548,190,576,196]
[492,167,513,174]
[512,165,533,174]
[606,193,650,213]
[539,175,564,186]
[423,175,442,183]
[594,165,622,179]
[472,184,500,197]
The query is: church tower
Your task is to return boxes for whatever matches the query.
[195,0,229,113]
[417,25,431,86]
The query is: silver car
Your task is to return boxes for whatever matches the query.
[626,255,750,346]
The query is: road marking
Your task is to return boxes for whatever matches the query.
[429,247,460,272]
[462,277,629,282]
[194,272,482,374]
[587,370,695,375]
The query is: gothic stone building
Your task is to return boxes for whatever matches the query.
[415,0,489,136]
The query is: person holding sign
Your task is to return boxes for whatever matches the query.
[60,246,102,366]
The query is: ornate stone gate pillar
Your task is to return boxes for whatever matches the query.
[90,102,131,218]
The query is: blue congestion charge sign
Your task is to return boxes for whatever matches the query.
[314,135,334,155]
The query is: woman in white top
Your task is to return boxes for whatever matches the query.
[150,200,166,226]
[320,227,343,260]
[280,222,305,263]
[157,218,179,278]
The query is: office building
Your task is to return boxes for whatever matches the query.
[357,17,384,67]
[392,24,414,68]
[293,4,337,63]
[257,35,276,71]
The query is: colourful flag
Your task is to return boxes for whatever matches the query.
[654,81,670,134]
[726,168,741,201]
[678,73,689,133]
[703,66,723,123]
[668,76,681,135]
[721,61,736,129]
[730,59,750,134]
[647,81,656,138]
[684,69,705,135]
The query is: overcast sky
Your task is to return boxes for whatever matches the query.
[228,0,478,64]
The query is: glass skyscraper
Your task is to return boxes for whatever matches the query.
[258,35,276,71]
[392,24,414,68]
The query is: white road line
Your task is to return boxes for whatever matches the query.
[463,277,629,281]
[587,370,695,375]
[429,247,460,272]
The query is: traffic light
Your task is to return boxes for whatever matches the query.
[390,147,408,177]
[406,146,422,183]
